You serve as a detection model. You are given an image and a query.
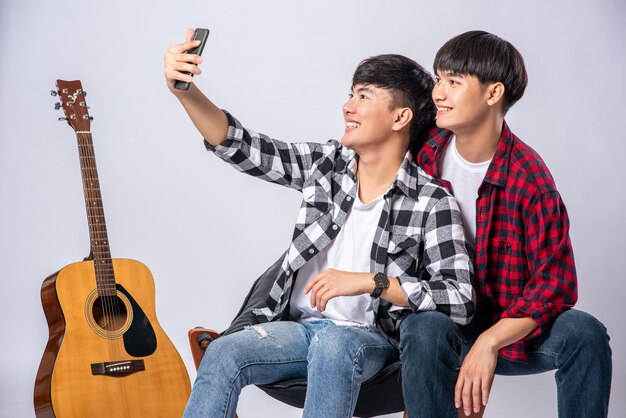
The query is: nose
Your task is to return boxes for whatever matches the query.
[343,96,356,115]
[432,82,446,102]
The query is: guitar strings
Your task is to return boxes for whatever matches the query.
[74,105,123,361]
[64,83,130,413]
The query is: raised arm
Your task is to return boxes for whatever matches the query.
[164,28,228,146]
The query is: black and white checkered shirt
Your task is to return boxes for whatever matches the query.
[207,112,475,341]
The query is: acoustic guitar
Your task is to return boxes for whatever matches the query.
[34,80,191,417]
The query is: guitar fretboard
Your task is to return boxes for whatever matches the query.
[76,132,116,297]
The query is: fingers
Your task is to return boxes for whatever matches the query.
[185,27,195,43]
[457,377,475,416]
[303,269,363,311]
[163,30,204,89]
[456,374,491,416]
[481,375,493,407]
[315,286,335,311]
[166,39,202,56]
[308,279,332,311]
[305,273,322,308]
[305,270,338,312]
[472,380,481,414]
[454,375,463,410]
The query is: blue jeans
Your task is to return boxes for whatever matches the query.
[183,320,399,418]
[399,309,611,418]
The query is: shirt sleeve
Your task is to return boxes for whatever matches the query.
[204,111,335,190]
[396,195,476,325]
[500,190,578,337]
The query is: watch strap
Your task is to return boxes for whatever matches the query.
[370,272,389,298]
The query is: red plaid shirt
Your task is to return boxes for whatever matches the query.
[417,122,578,361]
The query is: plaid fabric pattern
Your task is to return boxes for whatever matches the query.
[207,112,475,342]
[417,122,578,361]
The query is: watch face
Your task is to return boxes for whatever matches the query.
[374,273,389,288]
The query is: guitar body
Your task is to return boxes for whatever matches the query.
[34,258,191,418]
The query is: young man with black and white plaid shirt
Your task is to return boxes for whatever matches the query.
[165,29,475,418]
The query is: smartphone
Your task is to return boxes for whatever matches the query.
[174,28,210,91]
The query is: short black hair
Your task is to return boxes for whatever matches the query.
[434,30,528,114]
[352,54,436,149]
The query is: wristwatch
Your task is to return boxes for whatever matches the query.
[370,272,389,298]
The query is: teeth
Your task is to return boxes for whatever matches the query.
[346,121,360,128]
[437,106,452,112]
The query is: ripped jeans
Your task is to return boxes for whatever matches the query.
[183,320,398,418]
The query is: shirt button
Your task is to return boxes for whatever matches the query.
[286,270,291,276]
[346,196,352,201]
[309,248,315,254]
[332,224,338,230]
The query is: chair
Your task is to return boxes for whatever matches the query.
[187,255,484,417]
[188,327,406,418]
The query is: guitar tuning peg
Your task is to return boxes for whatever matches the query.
[58,117,68,122]
[89,117,94,121]
[54,102,62,110]
[50,90,58,96]
[83,91,88,97]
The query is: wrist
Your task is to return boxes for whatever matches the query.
[479,329,504,353]
[370,272,389,298]
[365,274,376,294]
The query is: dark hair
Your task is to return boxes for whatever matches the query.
[434,30,528,114]
[352,54,436,149]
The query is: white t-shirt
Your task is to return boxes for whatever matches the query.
[439,136,490,251]
[289,189,385,327]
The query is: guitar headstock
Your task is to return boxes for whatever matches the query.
[54,79,91,132]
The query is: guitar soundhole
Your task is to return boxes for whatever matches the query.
[85,289,133,338]
[92,296,128,332]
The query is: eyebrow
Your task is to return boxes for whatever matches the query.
[354,86,375,95]
[442,70,464,78]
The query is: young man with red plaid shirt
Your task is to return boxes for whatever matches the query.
[400,31,612,418]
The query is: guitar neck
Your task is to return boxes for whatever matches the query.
[56,79,116,296]
[76,131,116,296]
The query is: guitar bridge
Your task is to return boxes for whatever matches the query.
[91,360,145,377]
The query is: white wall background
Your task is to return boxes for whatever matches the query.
[1,1,624,417]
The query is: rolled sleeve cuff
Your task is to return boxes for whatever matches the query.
[499,300,572,361]
[389,276,436,314]
[501,300,558,330]
[204,110,242,157]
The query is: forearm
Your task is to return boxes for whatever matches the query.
[352,273,410,307]
[478,317,538,350]
[381,278,409,307]
[172,84,228,146]
[305,270,409,311]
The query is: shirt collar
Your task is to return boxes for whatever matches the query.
[387,150,420,200]
[482,121,513,188]
[341,147,419,200]
[424,121,514,189]
[346,150,358,181]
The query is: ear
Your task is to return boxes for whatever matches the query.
[392,107,413,132]
[486,82,505,107]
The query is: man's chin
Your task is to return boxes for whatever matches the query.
[435,119,448,129]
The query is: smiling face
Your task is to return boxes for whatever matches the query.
[341,84,405,152]
[432,70,496,135]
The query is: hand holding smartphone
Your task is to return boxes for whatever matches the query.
[174,28,210,91]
